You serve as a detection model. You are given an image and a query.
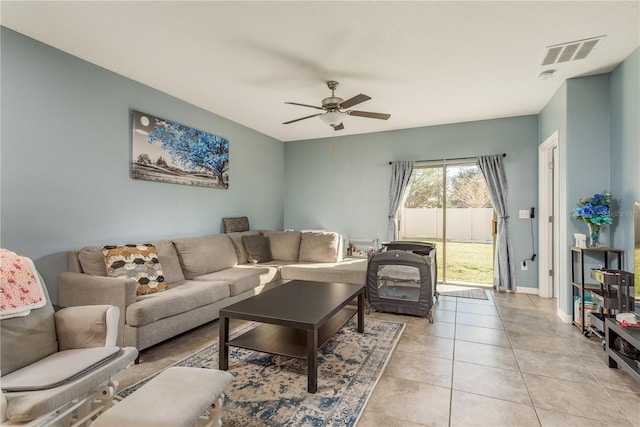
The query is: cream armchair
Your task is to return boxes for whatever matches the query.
[1,255,138,426]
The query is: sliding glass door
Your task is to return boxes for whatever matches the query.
[399,161,494,286]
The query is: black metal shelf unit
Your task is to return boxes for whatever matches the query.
[570,247,623,336]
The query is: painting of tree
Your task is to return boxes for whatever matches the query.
[131,110,229,189]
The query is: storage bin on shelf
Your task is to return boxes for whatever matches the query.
[574,295,599,327]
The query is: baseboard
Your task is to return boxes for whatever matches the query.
[556,308,572,324]
[516,286,538,295]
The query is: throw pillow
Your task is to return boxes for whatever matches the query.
[102,244,168,296]
[78,246,108,276]
[227,230,260,264]
[298,232,340,263]
[242,234,273,264]
[148,240,186,285]
[223,216,250,233]
[262,230,301,261]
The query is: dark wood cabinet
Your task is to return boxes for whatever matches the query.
[605,318,640,383]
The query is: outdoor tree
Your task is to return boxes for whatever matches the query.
[136,153,152,165]
[449,169,491,208]
[155,156,168,168]
[403,167,491,209]
[403,168,443,208]
[148,119,229,185]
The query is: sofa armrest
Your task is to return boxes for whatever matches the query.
[55,305,119,350]
[58,272,137,309]
[58,272,137,346]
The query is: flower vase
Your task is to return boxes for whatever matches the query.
[587,223,601,247]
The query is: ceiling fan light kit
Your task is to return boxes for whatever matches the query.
[284,80,390,131]
[319,111,344,126]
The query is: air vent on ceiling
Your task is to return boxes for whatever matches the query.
[541,36,605,66]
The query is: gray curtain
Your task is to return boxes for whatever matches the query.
[387,161,414,241]
[478,155,516,292]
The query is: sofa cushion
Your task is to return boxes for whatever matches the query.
[227,230,260,264]
[193,265,279,296]
[242,234,273,264]
[126,280,230,327]
[298,231,341,263]
[102,244,168,296]
[280,258,368,286]
[223,216,250,233]
[263,231,301,262]
[78,246,108,276]
[149,240,186,285]
[172,235,238,279]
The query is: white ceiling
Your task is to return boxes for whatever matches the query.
[2,1,639,142]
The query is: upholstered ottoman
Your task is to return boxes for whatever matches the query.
[92,367,233,427]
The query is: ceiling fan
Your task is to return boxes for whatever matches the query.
[283,81,390,131]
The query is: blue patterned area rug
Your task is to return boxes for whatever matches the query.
[117,318,405,426]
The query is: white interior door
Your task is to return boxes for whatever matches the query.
[539,131,559,299]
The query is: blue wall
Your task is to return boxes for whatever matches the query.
[540,75,613,315]
[540,67,635,316]
[566,75,612,242]
[0,28,285,301]
[539,83,567,147]
[284,115,540,289]
[610,48,640,269]
[565,76,612,315]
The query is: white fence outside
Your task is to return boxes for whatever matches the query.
[399,208,494,242]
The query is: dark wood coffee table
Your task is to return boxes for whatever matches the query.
[219,280,365,393]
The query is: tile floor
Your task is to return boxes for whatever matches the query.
[114,290,640,426]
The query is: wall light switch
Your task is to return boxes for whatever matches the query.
[519,210,530,219]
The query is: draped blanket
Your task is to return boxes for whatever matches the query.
[0,248,46,319]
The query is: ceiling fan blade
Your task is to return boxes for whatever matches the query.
[333,123,345,131]
[283,113,323,125]
[339,94,371,109]
[285,102,325,110]
[348,110,391,120]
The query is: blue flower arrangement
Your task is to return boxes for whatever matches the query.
[572,192,612,247]
[572,192,613,226]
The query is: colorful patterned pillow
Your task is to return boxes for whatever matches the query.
[102,244,168,296]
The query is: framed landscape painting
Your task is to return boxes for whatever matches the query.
[131,110,229,189]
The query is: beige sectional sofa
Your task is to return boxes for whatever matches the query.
[58,230,367,351]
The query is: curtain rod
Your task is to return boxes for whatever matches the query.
[389,153,506,165]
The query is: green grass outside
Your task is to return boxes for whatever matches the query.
[398,240,639,297]
[401,237,494,285]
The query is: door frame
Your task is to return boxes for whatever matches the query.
[400,161,494,287]
[538,131,559,299]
